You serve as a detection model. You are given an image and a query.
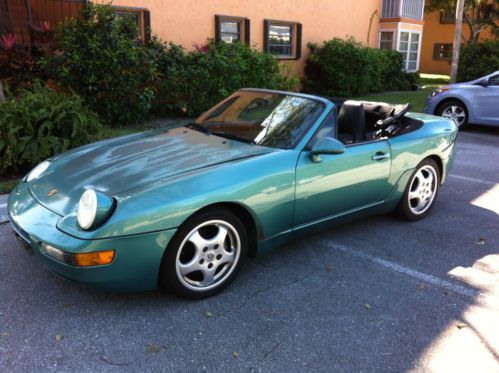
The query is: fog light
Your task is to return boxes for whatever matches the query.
[74,250,115,267]
[40,243,76,266]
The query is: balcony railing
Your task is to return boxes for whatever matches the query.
[381,0,425,21]
[0,0,86,46]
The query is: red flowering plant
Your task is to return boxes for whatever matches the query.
[0,20,60,93]
[192,42,210,54]
[31,20,59,57]
[0,34,16,50]
[0,33,36,92]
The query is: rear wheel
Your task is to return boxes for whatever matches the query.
[160,207,247,299]
[436,100,468,129]
[398,159,441,221]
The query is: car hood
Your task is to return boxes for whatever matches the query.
[446,71,499,89]
[28,127,274,216]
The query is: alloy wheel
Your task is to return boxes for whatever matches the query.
[441,105,466,127]
[175,220,241,291]
[408,165,438,215]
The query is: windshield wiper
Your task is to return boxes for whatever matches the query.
[211,131,255,145]
[185,122,209,133]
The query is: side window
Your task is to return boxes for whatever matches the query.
[263,20,302,60]
[215,15,250,44]
[488,75,499,86]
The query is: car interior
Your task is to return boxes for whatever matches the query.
[323,99,423,145]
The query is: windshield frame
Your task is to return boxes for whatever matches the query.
[194,88,334,150]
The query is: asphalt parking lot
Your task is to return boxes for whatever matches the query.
[1,125,498,372]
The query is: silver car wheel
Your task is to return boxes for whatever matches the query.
[441,105,466,127]
[175,220,241,292]
[408,165,438,215]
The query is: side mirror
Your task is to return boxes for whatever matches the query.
[310,137,345,163]
[478,78,489,87]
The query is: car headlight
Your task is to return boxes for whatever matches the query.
[77,189,115,230]
[431,86,450,97]
[26,160,51,182]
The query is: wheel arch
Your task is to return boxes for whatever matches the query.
[434,97,468,116]
[184,202,263,258]
[425,155,444,183]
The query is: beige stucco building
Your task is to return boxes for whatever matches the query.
[7,0,488,77]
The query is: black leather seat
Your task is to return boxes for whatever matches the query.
[337,101,366,144]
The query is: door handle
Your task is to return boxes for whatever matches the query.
[372,152,390,161]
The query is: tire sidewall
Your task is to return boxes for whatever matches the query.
[399,159,441,221]
[160,207,248,299]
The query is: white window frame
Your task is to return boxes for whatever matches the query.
[378,30,396,49]
[396,28,422,72]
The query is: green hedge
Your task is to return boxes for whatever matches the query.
[302,38,418,97]
[150,40,294,117]
[0,82,101,175]
[458,40,499,82]
[46,3,157,126]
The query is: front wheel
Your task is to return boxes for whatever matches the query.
[160,207,248,299]
[397,159,441,221]
[436,100,468,129]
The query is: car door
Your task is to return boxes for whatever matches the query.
[473,74,499,124]
[294,131,392,227]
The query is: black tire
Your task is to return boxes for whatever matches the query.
[436,99,469,129]
[397,158,441,221]
[159,207,248,299]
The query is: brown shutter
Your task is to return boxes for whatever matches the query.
[263,20,270,52]
[215,15,221,42]
[295,23,302,59]
[144,10,151,43]
[244,18,250,44]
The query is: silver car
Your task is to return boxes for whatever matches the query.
[424,71,499,129]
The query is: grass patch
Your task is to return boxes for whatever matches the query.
[356,85,441,113]
[420,73,450,85]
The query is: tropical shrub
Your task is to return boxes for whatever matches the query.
[0,36,38,94]
[457,40,499,82]
[0,82,101,175]
[0,22,59,95]
[302,38,418,97]
[49,3,157,126]
[151,40,295,117]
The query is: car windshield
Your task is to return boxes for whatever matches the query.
[192,91,324,149]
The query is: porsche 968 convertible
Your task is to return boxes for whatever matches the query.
[8,89,458,298]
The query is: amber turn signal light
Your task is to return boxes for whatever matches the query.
[74,250,115,267]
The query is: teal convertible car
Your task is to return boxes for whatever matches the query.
[8,89,458,298]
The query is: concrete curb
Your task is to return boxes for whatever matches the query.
[0,194,8,224]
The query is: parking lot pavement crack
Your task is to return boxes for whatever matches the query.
[320,240,479,298]
[234,270,317,311]
[257,341,282,363]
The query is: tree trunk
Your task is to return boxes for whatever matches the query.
[450,0,466,84]
[0,80,5,103]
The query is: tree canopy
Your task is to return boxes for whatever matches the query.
[426,0,498,43]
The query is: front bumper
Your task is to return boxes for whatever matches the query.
[423,95,439,115]
[8,187,176,293]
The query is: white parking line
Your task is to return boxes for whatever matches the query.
[0,203,6,209]
[320,241,478,298]
[449,174,497,186]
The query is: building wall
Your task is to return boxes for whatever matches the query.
[420,10,495,75]
[104,0,382,75]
